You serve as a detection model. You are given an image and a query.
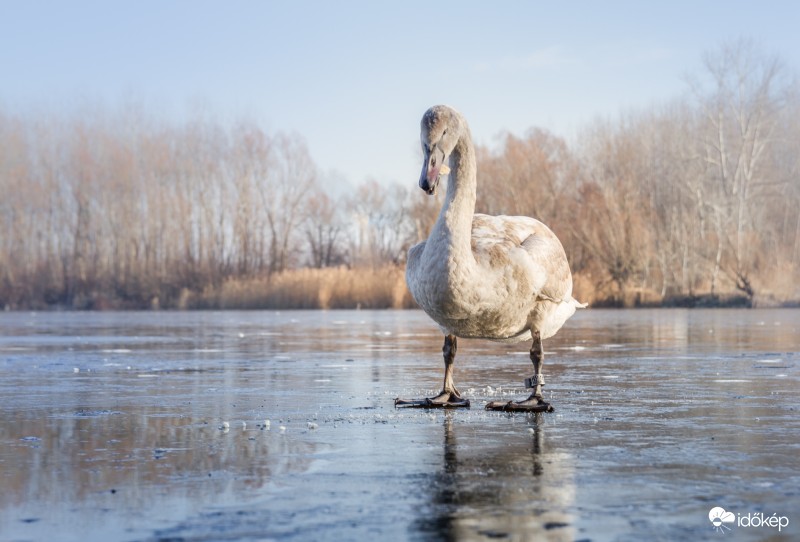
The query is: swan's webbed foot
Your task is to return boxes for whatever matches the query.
[486,334,555,413]
[485,394,554,413]
[396,334,470,408]
[395,390,470,408]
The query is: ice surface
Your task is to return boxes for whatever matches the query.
[0,308,798,541]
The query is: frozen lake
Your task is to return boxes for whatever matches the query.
[1,309,798,541]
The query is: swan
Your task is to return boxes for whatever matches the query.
[396,105,586,412]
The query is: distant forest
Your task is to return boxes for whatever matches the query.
[1,40,798,310]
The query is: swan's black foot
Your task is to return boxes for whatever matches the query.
[395,391,470,409]
[485,396,554,413]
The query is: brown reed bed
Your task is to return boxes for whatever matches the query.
[184,266,417,310]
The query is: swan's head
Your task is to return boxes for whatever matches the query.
[419,105,461,195]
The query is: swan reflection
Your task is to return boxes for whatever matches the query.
[416,411,576,541]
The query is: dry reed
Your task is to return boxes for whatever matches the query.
[185,265,416,310]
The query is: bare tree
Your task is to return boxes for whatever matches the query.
[476,128,574,229]
[570,119,651,304]
[260,133,317,273]
[688,38,794,300]
[303,185,346,268]
[347,179,415,268]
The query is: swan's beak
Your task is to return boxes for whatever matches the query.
[419,164,439,195]
[419,147,449,195]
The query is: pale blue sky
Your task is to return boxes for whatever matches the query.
[2,1,799,187]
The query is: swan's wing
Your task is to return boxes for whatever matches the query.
[471,214,573,303]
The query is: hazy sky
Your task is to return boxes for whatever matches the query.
[2,1,799,188]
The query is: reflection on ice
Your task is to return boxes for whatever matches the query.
[414,412,575,540]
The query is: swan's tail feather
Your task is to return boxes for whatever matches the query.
[572,297,588,309]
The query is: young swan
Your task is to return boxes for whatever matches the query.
[397,105,585,412]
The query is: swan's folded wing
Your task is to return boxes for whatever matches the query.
[471,214,538,251]
[521,232,573,304]
[472,213,573,303]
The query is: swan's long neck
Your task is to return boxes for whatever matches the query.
[431,124,477,265]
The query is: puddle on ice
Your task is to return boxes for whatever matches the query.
[0,309,798,541]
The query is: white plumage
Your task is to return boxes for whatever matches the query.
[399,105,585,412]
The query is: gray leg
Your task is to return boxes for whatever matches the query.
[528,331,546,400]
[395,334,470,408]
[439,334,460,398]
[486,331,554,412]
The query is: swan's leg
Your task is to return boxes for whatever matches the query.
[395,334,470,408]
[486,331,554,413]
[430,334,465,403]
[518,331,554,410]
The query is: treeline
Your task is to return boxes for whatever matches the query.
[0,105,428,309]
[1,40,798,310]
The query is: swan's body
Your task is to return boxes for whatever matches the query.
[397,105,584,412]
[407,213,580,342]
